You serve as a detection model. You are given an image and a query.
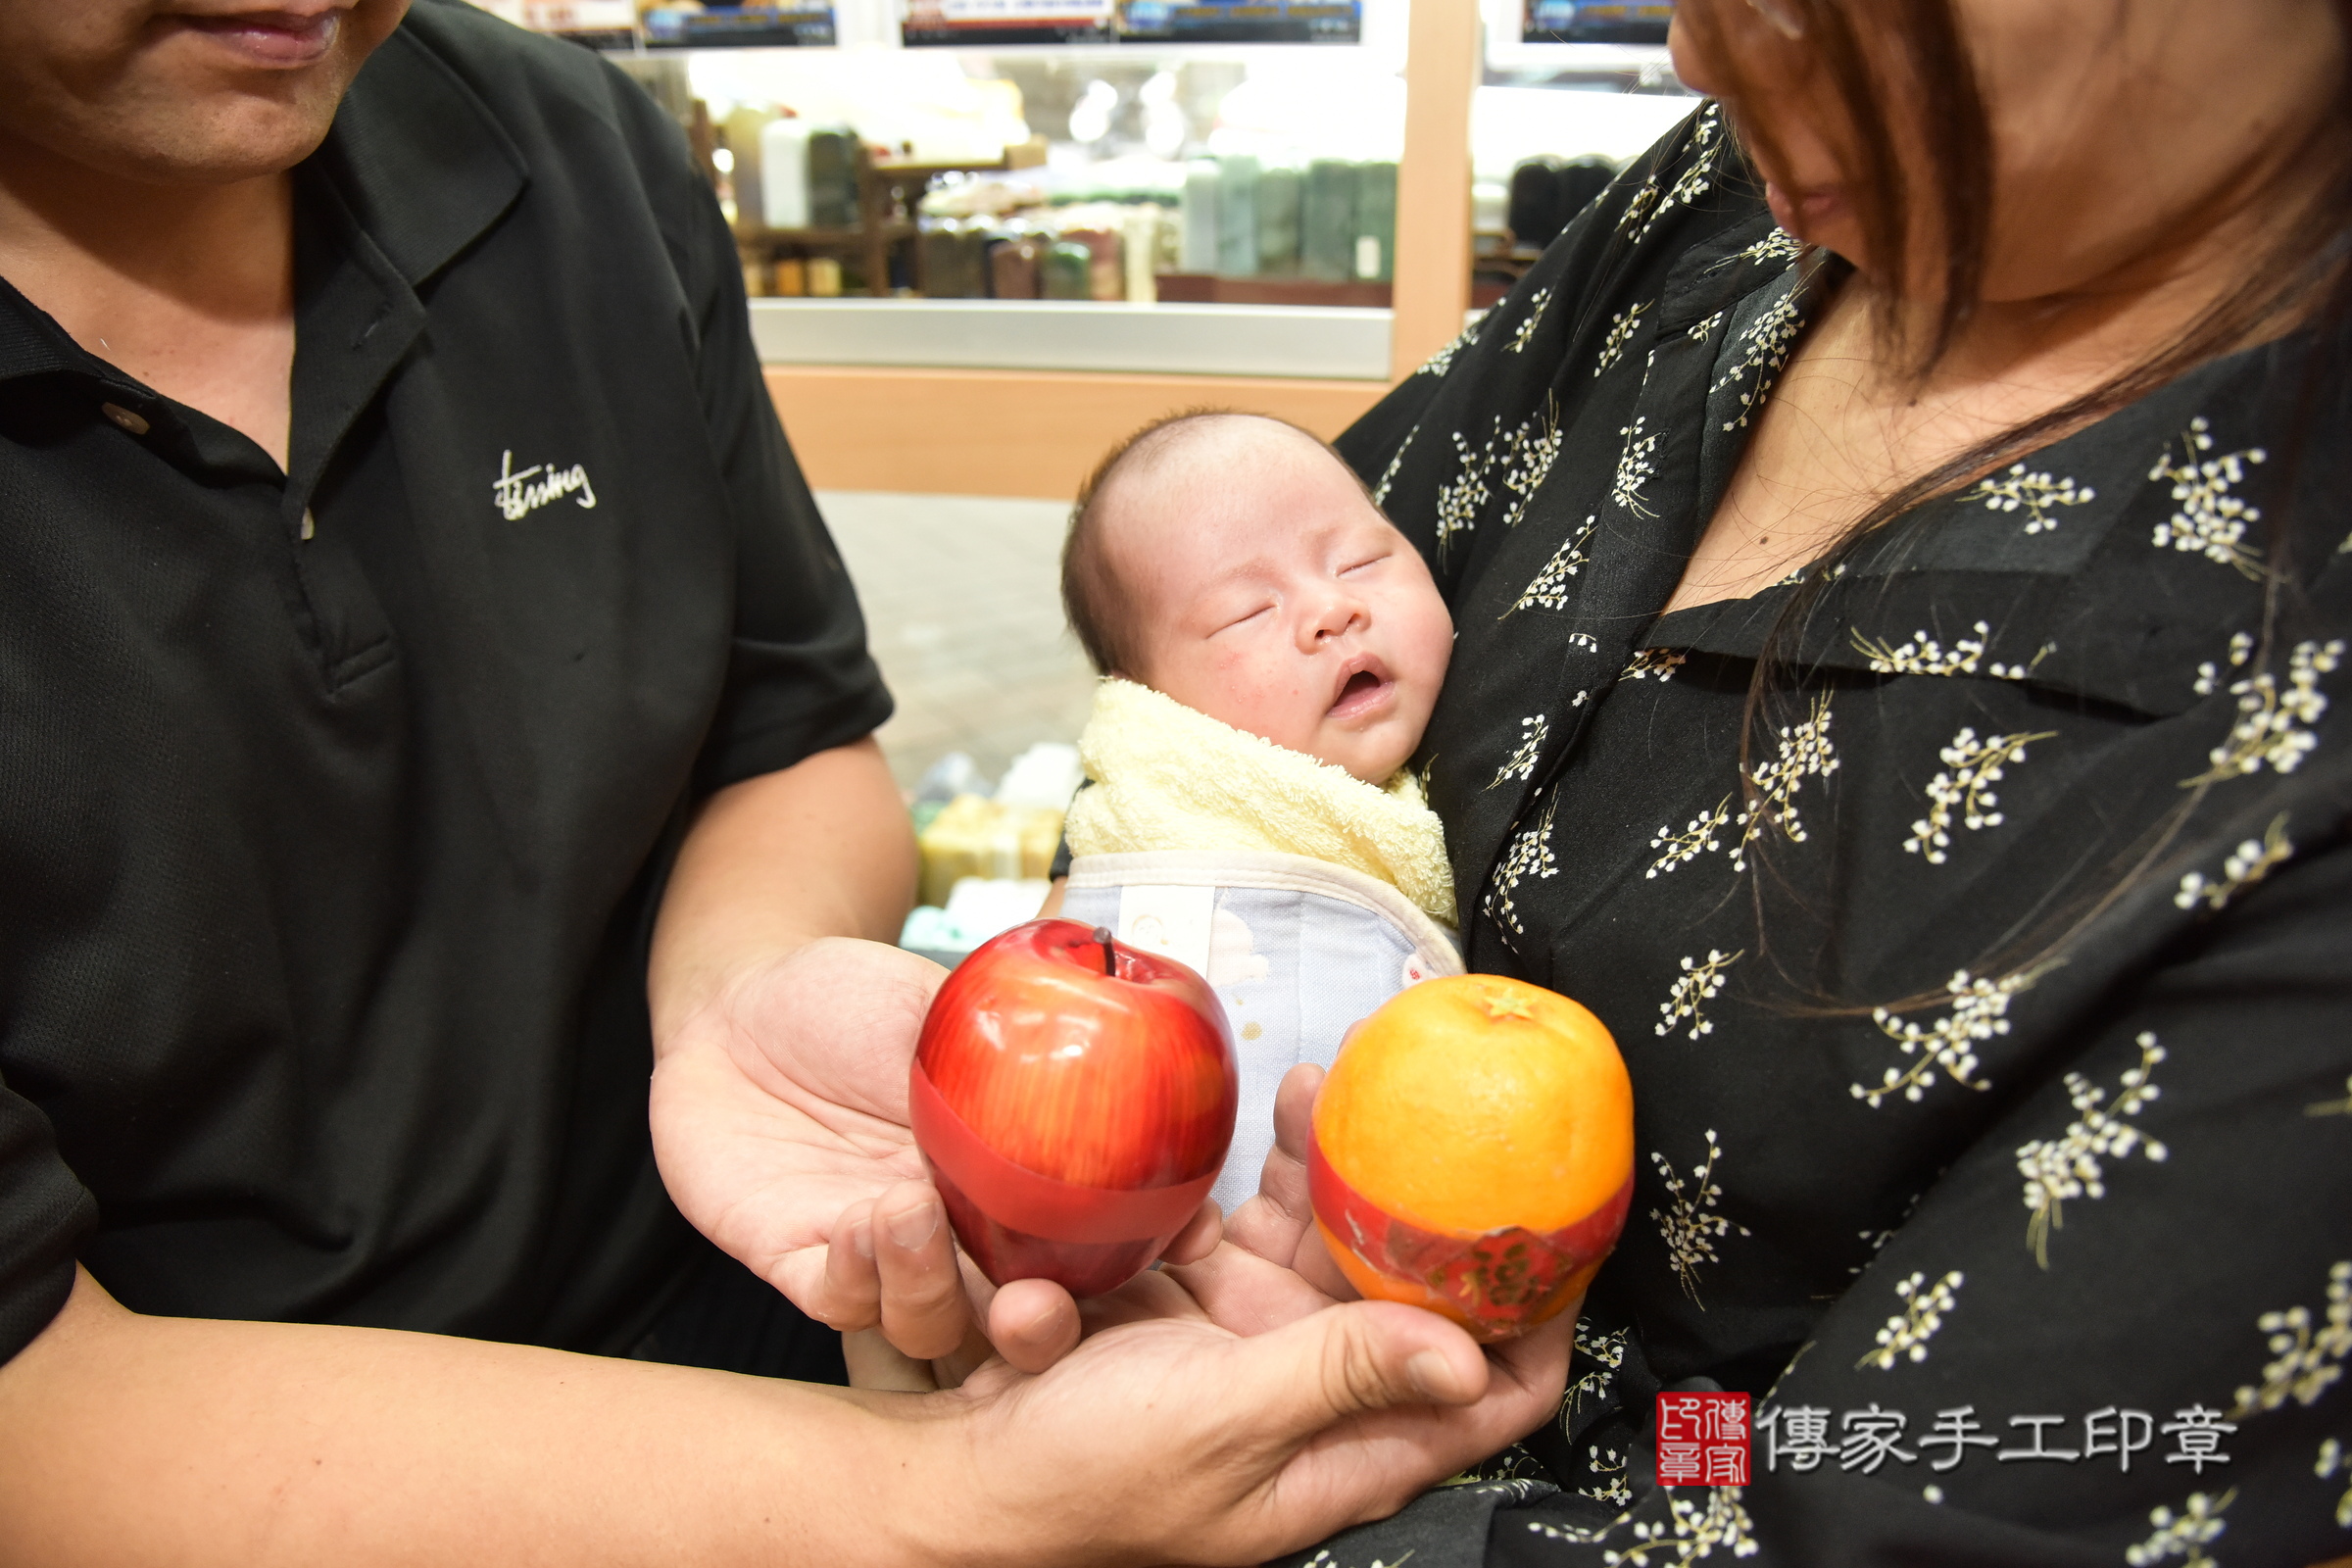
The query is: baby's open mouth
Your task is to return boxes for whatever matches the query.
[1328,664,1394,719]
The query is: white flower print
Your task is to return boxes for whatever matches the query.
[2126,1489,2234,1568]
[1965,464,2095,534]
[1508,514,1596,615]
[2318,1438,2352,1529]
[1853,964,2049,1107]
[1592,300,1647,375]
[1529,1484,1758,1562]
[1507,286,1552,355]
[1732,693,1838,871]
[1621,648,1687,682]
[1484,793,1560,940]
[1702,226,1807,278]
[2014,1032,2169,1267]
[1903,726,2056,865]
[1736,226,1805,267]
[1856,1269,1963,1370]
[2126,1494,2230,1560]
[1489,713,1549,789]
[2310,1075,2352,1118]
[2229,1259,2351,1418]
[1651,1129,1750,1305]
[1848,1227,1896,1277]
[1435,425,1496,558]
[1437,402,1563,558]
[1685,308,1726,344]
[1647,794,1732,878]
[1577,1444,1633,1508]
[1851,620,1996,678]
[2192,630,2255,697]
[1988,648,2054,681]
[1369,424,1415,509]
[2175,814,2292,910]
[1655,949,1742,1040]
[2185,637,2342,785]
[1496,398,1564,530]
[1617,103,1725,248]
[1612,416,1661,518]
[1416,316,1481,377]
[2150,416,2268,578]
[1564,1321,1629,1421]
[1711,287,1805,432]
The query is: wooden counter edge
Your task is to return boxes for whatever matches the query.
[764,364,1396,499]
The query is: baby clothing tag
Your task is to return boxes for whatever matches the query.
[1115,884,1217,977]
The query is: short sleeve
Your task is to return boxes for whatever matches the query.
[0,1069,96,1364]
[664,145,892,793]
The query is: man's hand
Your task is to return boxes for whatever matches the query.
[649,936,954,1339]
[1215,1061,1361,1301]
[946,1261,1576,1564]
[652,934,1214,1372]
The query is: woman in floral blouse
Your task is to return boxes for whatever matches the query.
[1276,0,2352,1560]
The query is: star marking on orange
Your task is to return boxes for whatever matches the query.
[1482,993,1536,1021]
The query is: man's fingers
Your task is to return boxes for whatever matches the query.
[1292,1216,1358,1300]
[1158,1199,1223,1266]
[872,1181,973,1360]
[813,1199,881,1330]
[1487,1298,1580,1396]
[1272,1060,1324,1164]
[1224,1062,1323,1264]
[842,1326,941,1392]
[1167,1239,1340,1339]
[1237,1299,1492,1447]
[988,1277,1082,1374]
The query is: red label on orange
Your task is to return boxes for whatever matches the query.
[1308,1134,1631,1332]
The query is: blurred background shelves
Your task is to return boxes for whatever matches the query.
[467,0,1696,495]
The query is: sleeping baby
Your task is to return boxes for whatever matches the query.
[1046,410,1464,1213]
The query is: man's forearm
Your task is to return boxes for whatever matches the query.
[0,1268,955,1568]
[648,738,917,1044]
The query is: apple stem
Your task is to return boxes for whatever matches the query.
[1093,927,1116,976]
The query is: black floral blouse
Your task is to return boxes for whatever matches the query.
[1292,103,2352,1565]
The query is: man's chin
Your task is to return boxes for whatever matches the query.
[61,97,342,185]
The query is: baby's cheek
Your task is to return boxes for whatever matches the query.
[1201,647,1323,749]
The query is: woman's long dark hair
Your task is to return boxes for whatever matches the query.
[1675,0,2352,1006]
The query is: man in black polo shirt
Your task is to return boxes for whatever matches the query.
[0,1,1564,1559]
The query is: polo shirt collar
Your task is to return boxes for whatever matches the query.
[0,15,526,390]
[309,21,529,290]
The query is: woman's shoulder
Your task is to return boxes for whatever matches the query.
[1338,101,1779,559]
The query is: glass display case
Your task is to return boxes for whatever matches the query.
[468,0,1693,493]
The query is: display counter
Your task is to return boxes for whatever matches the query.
[746,297,1390,376]
[485,0,1692,495]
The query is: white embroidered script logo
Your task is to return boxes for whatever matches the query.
[493,449,597,519]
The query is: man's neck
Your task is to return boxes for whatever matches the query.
[0,132,297,466]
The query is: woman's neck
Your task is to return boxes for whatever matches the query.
[0,130,296,466]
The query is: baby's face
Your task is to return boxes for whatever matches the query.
[1106,420,1452,784]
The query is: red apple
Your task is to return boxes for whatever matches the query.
[910,918,1239,1297]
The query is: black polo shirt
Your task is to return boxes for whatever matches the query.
[0,0,891,1365]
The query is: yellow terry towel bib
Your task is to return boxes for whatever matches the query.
[1060,679,1463,1213]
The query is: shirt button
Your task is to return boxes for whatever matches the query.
[100,402,150,436]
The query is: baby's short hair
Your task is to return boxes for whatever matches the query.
[1060,409,1365,678]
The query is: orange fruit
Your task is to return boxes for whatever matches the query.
[1309,974,1634,1340]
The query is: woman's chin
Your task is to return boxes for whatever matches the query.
[1764,179,1850,249]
